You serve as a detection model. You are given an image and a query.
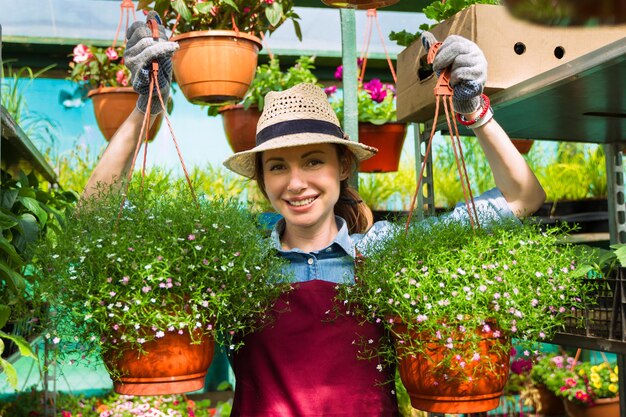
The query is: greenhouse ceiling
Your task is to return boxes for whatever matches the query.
[0,0,431,79]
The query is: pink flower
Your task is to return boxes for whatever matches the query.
[188,234,196,241]
[72,44,92,63]
[61,411,72,417]
[324,86,337,96]
[116,69,128,86]
[265,0,274,3]
[243,7,251,13]
[334,65,343,80]
[363,79,388,103]
[105,47,119,61]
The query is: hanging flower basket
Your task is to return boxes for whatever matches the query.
[392,320,510,414]
[563,397,620,417]
[170,31,263,104]
[219,104,261,153]
[88,87,162,142]
[106,329,215,396]
[358,122,407,173]
[321,0,399,9]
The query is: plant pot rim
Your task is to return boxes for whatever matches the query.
[359,121,407,127]
[87,86,135,97]
[218,104,260,113]
[171,30,262,47]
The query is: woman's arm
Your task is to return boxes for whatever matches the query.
[468,110,546,218]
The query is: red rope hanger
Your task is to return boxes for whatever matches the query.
[404,40,480,233]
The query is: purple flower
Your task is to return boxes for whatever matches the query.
[511,357,533,374]
[363,79,387,103]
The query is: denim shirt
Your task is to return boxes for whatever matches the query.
[270,188,518,284]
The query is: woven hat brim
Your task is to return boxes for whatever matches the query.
[223,133,378,178]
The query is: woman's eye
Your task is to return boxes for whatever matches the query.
[267,163,285,172]
[306,159,323,167]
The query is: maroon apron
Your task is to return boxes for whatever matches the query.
[231,279,399,417]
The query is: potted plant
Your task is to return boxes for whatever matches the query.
[336,217,593,414]
[520,353,571,415]
[209,55,320,153]
[68,43,165,142]
[552,360,620,417]
[139,0,301,104]
[321,0,400,10]
[31,175,290,395]
[326,63,407,173]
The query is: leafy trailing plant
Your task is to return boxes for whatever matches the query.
[140,0,302,40]
[207,56,320,116]
[31,176,291,369]
[0,169,78,389]
[67,44,130,90]
[337,216,593,379]
[388,0,500,47]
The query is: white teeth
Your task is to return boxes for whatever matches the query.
[289,197,315,207]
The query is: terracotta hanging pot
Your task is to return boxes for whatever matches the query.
[392,321,510,414]
[535,384,566,415]
[88,87,163,142]
[511,138,534,155]
[170,31,262,105]
[105,330,215,396]
[358,122,407,173]
[219,104,261,153]
[564,397,620,417]
[321,0,399,9]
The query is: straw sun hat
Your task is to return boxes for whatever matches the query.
[223,83,377,178]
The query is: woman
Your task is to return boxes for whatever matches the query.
[83,14,545,417]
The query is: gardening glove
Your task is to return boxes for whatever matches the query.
[124,11,178,115]
[422,32,487,114]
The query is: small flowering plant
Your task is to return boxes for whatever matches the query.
[554,360,620,406]
[139,0,301,39]
[68,44,130,89]
[337,216,593,377]
[326,61,398,125]
[31,177,290,364]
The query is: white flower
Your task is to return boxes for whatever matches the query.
[376,364,383,372]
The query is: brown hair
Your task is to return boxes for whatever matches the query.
[254,144,373,234]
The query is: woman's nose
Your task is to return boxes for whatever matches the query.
[287,168,306,193]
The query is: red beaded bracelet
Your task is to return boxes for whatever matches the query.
[455,94,491,126]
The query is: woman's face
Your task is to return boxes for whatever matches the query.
[261,143,348,231]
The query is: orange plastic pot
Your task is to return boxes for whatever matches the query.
[171,31,262,104]
[392,321,510,414]
[106,330,215,396]
[358,122,407,173]
[563,397,620,417]
[88,87,162,142]
[321,0,399,9]
[219,104,261,153]
[564,397,620,417]
[511,139,534,155]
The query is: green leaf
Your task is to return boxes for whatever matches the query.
[13,213,39,253]
[0,305,10,329]
[171,0,193,23]
[292,20,303,42]
[221,0,240,13]
[610,243,626,267]
[1,189,18,210]
[0,332,37,360]
[0,210,18,230]
[0,357,18,389]
[265,2,283,27]
[0,236,23,267]
[0,261,26,293]
[18,196,48,227]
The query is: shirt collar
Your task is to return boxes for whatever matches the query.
[270,216,356,258]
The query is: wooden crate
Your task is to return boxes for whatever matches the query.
[396,4,626,123]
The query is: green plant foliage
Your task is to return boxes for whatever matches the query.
[337,216,594,378]
[0,169,78,389]
[67,44,130,89]
[31,177,291,368]
[140,0,302,40]
[0,389,232,416]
